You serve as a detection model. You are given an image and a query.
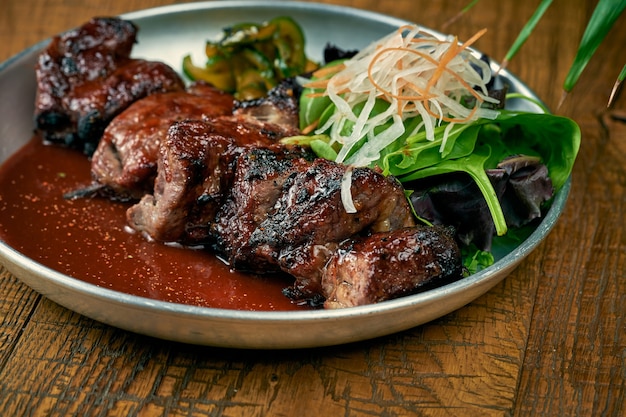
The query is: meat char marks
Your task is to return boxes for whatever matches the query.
[322,226,462,308]
[213,153,419,302]
[34,17,184,154]
[211,148,317,273]
[88,79,300,201]
[126,117,306,244]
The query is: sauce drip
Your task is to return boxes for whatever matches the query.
[0,138,309,311]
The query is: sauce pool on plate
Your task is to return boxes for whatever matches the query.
[0,138,309,311]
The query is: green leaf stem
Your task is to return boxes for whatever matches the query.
[501,0,553,71]
[563,0,626,93]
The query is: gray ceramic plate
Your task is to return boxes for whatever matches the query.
[0,1,569,349]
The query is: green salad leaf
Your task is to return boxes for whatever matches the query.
[389,111,580,236]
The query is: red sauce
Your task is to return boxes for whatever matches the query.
[0,138,310,311]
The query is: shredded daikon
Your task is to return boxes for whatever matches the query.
[340,167,357,213]
[305,25,500,212]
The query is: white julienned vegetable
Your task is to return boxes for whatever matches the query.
[306,25,501,212]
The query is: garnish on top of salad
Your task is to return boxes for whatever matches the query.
[299,26,499,159]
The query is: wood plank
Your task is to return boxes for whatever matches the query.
[0,267,41,367]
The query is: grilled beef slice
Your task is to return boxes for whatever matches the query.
[126,117,304,244]
[211,148,316,273]
[90,82,235,200]
[213,153,416,301]
[34,17,184,154]
[322,226,463,308]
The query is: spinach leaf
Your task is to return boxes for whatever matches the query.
[385,112,580,190]
[492,112,581,190]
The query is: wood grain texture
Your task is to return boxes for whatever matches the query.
[1,0,625,416]
[0,267,41,368]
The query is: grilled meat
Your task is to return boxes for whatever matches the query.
[322,226,463,308]
[126,117,304,244]
[90,82,234,200]
[85,80,302,202]
[263,160,416,300]
[213,152,416,301]
[211,148,315,273]
[34,17,184,155]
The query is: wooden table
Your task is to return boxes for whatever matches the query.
[1,0,624,415]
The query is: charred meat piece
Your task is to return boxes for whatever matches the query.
[126,117,303,244]
[215,155,416,300]
[90,82,235,200]
[321,226,463,309]
[34,17,184,154]
[267,161,416,299]
[211,148,315,273]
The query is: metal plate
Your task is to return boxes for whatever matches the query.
[0,1,569,349]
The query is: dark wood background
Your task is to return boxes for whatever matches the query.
[1,0,625,415]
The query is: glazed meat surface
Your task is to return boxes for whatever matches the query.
[211,148,315,273]
[126,117,303,244]
[321,226,463,309]
[257,160,416,300]
[213,154,416,301]
[34,17,184,154]
[90,82,235,200]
